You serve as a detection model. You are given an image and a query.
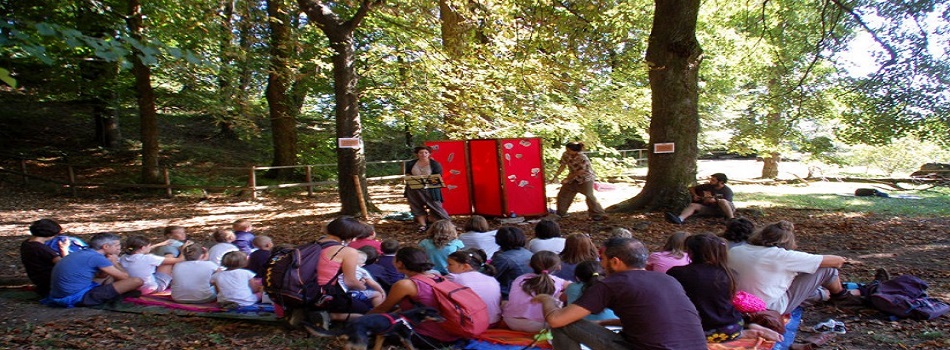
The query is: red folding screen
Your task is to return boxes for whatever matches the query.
[423,138,546,217]
[425,140,472,215]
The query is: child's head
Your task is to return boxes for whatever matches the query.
[495,226,526,251]
[252,236,273,250]
[427,219,458,248]
[221,251,248,270]
[520,251,561,296]
[232,219,252,232]
[357,245,379,265]
[380,239,400,255]
[574,260,606,288]
[212,229,235,243]
[395,247,434,273]
[662,231,690,258]
[723,217,755,244]
[123,235,151,254]
[163,225,187,241]
[181,241,206,261]
[356,225,377,240]
[608,227,633,239]
[464,215,490,233]
[327,216,373,242]
[560,233,599,264]
[29,219,62,238]
[684,233,735,295]
[534,219,561,239]
[447,248,494,276]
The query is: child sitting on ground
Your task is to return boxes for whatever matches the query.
[246,236,273,278]
[207,229,239,266]
[364,239,403,291]
[646,231,691,273]
[347,225,383,255]
[564,260,617,322]
[171,241,218,303]
[151,225,187,258]
[340,248,386,307]
[211,251,261,308]
[419,219,464,275]
[119,235,186,295]
[231,219,256,255]
[502,250,571,332]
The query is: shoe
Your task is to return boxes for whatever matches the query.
[832,321,846,334]
[830,291,864,307]
[665,212,683,224]
[874,268,890,282]
[813,319,836,333]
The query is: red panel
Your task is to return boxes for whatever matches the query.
[425,140,472,215]
[499,138,547,216]
[469,139,504,216]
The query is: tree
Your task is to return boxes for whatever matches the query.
[298,0,383,216]
[266,0,297,180]
[126,0,161,184]
[609,0,703,212]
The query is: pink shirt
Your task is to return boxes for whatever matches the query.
[646,251,691,273]
[502,273,569,321]
[348,238,382,255]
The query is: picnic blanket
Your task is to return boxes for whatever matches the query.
[94,293,278,322]
[707,307,802,350]
[464,329,552,349]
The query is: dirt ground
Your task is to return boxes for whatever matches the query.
[0,174,948,349]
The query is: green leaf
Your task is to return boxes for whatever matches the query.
[34,23,56,36]
[0,68,17,88]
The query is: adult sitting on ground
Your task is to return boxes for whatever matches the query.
[728,220,860,315]
[21,219,70,297]
[311,216,376,324]
[368,247,462,348]
[45,232,144,307]
[667,173,735,224]
[534,237,707,350]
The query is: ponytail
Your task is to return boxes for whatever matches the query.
[520,251,559,296]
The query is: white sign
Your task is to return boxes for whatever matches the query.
[654,142,675,153]
[338,138,362,149]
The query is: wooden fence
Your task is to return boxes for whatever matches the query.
[0,158,408,200]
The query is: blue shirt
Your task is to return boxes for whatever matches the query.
[419,238,464,275]
[49,250,112,299]
[490,248,533,299]
[233,231,256,255]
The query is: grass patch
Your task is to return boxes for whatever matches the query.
[740,187,950,217]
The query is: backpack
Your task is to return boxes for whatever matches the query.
[855,188,889,198]
[412,275,490,338]
[44,235,88,256]
[867,275,950,320]
[263,240,341,310]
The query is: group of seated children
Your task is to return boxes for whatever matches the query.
[21,218,289,309]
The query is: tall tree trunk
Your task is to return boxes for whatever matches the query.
[266,0,297,180]
[299,0,382,216]
[216,0,239,138]
[126,0,161,184]
[609,0,702,212]
[761,152,780,178]
[78,9,121,149]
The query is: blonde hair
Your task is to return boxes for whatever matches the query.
[662,231,690,259]
[427,219,458,248]
[232,219,252,231]
[609,227,633,238]
[212,229,234,243]
[748,220,797,250]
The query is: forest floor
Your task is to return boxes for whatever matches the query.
[0,173,948,349]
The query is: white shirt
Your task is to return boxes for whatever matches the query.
[527,237,566,254]
[728,244,823,313]
[171,260,218,303]
[119,253,165,293]
[208,243,239,266]
[211,268,258,307]
[459,230,501,258]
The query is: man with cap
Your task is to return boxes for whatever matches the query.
[666,173,734,224]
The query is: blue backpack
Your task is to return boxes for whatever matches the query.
[44,236,89,256]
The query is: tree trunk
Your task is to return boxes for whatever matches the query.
[77,9,121,149]
[215,0,239,139]
[266,0,297,180]
[438,0,468,135]
[761,152,780,178]
[126,0,161,184]
[609,0,703,212]
[299,0,382,216]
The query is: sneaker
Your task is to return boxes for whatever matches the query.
[874,268,890,282]
[665,212,683,224]
[813,319,836,333]
[830,291,864,307]
[832,321,847,334]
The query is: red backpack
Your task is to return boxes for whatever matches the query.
[412,275,490,338]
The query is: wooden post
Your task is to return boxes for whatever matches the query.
[306,166,313,196]
[249,166,257,200]
[163,167,172,198]
[353,175,369,219]
[67,165,77,197]
[20,159,28,184]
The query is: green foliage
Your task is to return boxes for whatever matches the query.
[840,137,950,176]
